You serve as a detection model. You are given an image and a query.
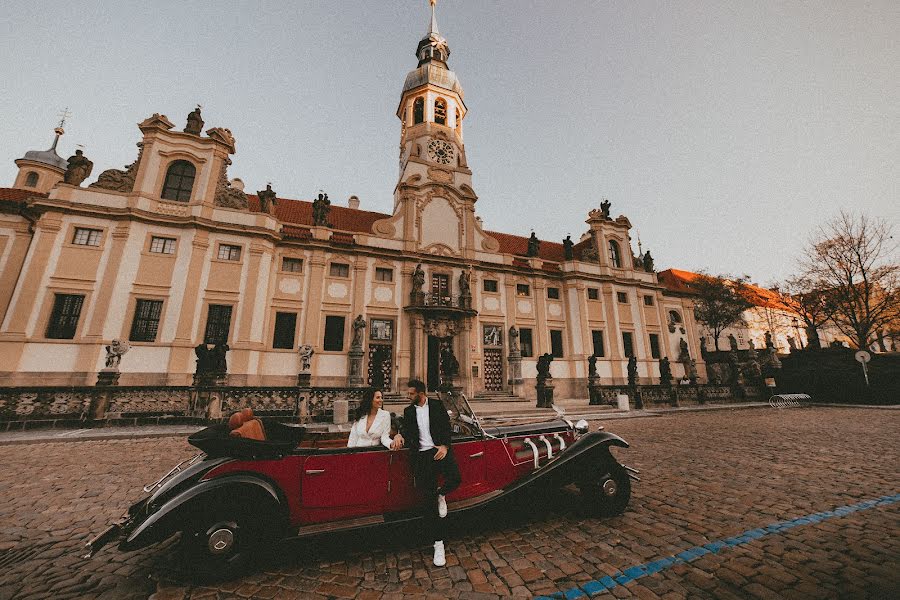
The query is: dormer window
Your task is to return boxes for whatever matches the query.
[608,240,622,268]
[25,171,38,188]
[434,98,447,125]
[160,160,196,202]
[413,97,425,125]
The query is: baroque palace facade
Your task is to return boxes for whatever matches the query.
[0,7,705,399]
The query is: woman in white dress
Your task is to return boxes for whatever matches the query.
[347,388,393,448]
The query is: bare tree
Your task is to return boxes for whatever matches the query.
[800,212,899,350]
[782,275,837,350]
[691,273,755,351]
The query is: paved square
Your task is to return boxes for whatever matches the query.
[0,406,897,599]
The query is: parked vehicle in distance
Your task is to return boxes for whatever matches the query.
[85,392,637,576]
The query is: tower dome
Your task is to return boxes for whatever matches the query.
[13,124,68,193]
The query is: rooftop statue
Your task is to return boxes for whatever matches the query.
[312,192,331,227]
[257,183,277,214]
[184,106,204,135]
[563,235,574,260]
[642,250,655,272]
[600,198,611,219]
[526,232,540,257]
[64,149,93,186]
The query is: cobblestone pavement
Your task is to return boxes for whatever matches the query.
[0,406,897,600]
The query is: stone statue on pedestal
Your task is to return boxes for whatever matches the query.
[588,355,598,379]
[312,192,331,226]
[728,334,739,351]
[298,345,314,373]
[64,150,93,186]
[600,199,611,219]
[257,183,277,214]
[412,264,425,293]
[184,106,204,135]
[627,355,638,387]
[642,250,655,272]
[526,232,540,257]
[508,326,520,353]
[659,357,673,387]
[351,315,366,349]
[563,235,574,260]
[103,340,130,369]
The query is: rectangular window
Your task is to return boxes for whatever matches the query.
[591,330,605,357]
[149,236,176,254]
[516,284,530,297]
[622,332,635,357]
[72,227,102,247]
[375,267,393,282]
[649,333,661,359]
[587,288,599,300]
[617,291,628,304]
[282,257,303,273]
[323,315,346,351]
[204,304,232,345]
[46,293,85,339]
[329,263,349,278]
[550,329,564,358]
[272,312,297,349]
[483,279,498,293]
[519,328,534,357]
[129,299,164,342]
[547,287,560,300]
[644,295,655,306]
[217,244,241,261]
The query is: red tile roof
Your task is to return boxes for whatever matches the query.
[246,195,388,234]
[658,268,799,312]
[2,187,572,263]
[0,188,46,202]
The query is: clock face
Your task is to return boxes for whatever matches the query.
[427,139,454,165]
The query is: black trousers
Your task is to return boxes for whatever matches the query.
[412,447,462,543]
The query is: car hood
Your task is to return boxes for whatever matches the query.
[482,419,572,438]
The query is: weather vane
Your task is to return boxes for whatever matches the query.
[55,107,72,134]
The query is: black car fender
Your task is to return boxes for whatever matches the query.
[120,474,287,551]
[500,430,630,496]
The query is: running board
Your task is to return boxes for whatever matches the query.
[290,490,506,538]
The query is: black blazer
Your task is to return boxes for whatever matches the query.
[401,397,452,451]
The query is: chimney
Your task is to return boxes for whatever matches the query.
[348,195,360,210]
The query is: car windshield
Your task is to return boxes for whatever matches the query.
[437,390,482,438]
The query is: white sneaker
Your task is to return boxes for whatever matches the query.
[433,540,446,567]
[437,494,447,518]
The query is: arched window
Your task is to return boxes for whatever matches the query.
[434,98,447,125]
[455,108,461,132]
[413,97,425,124]
[24,171,39,187]
[160,160,196,202]
[607,240,622,268]
[669,310,683,324]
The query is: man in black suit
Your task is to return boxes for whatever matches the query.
[390,379,461,566]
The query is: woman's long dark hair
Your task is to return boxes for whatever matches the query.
[354,387,380,422]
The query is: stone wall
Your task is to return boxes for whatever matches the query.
[0,385,366,430]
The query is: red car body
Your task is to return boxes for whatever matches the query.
[86,393,635,574]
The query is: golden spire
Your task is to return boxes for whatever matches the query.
[429,0,439,35]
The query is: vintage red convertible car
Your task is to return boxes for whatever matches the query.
[85,392,637,574]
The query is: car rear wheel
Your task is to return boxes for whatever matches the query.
[180,508,275,580]
[579,462,631,517]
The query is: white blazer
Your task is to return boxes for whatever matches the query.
[347,408,393,449]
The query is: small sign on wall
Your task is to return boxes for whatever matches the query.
[472,365,479,378]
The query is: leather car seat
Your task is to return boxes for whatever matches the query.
[227,408,267,441]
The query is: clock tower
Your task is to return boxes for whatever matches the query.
[375,0,498,258]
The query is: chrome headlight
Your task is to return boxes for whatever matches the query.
[574,419,589,435]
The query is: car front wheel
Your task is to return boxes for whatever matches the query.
[579,462,631,517]
[180,509,275,580]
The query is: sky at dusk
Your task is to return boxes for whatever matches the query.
[1,0,896,284]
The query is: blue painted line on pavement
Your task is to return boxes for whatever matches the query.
[534,492,900,599]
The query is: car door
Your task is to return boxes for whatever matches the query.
[447,438,487,501]
[299,447,390,524]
